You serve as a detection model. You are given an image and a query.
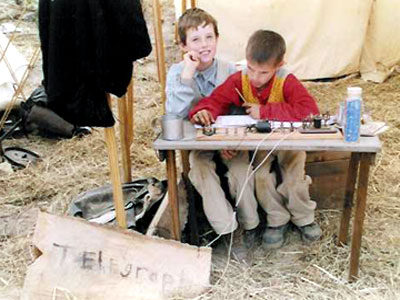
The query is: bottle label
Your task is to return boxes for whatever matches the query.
[344,99,361,142]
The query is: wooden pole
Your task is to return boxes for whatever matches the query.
[126,76,134,146]
[117,95,132,183]
[152,0,167,110]
[105,94,127,228]
[191,0,196,8]
[338,152,360,246]
[349,153,374,281]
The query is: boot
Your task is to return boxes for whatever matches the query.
[262,223,289,250]
[297,222,322,243]
[243,226,261,249]
[222,229,253,266]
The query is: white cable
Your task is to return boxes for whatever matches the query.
[246,127,278,179]
[201,127,297,289]
[206,129,296,249]
[235,130,296,209]
[209,130,297,286]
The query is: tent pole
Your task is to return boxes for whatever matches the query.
[126,75,134,146]
[118,94,132,183]
[152,0,166,110]
[105,94,127,228]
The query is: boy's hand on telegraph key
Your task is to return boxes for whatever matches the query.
[191,109,214,126]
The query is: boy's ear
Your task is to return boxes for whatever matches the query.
[179,43,187,53]
[276,60,285,68]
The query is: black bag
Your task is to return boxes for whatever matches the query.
[68,177,167,233]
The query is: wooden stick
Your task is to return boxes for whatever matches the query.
[126,76,134,146]
[174,22,179,45]
[191,0,196,8]
[0,6,26,65]
[235,87,248,103]
[152,0,167,110]
[105,94,127,229]
[117,95,132,183]
[179,1,188,57]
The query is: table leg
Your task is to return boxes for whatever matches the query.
[181,150,200,245]
[349,153,374,281]
[166,150,181,241]
[338,152,360,246]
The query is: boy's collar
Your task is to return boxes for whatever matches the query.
[243,67,277,93]
[195,59,217,82]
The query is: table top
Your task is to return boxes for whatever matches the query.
[153,135,381,153]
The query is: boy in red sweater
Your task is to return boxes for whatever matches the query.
[189,30,322,250]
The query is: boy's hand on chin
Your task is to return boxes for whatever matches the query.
[243,103,261,119]
[220,149,238,160]
[190,109,214,126]
[181,51,200,79]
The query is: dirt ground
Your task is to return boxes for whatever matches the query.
[1,0,400,299]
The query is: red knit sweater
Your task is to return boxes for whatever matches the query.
[189,71,319,121]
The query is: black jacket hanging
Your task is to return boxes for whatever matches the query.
[39,0,152,127]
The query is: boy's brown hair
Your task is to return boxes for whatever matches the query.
[178,8,219,45]
[246,30,286,66]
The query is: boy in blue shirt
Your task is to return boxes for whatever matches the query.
[166,8,259,265]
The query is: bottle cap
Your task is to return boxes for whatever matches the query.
[347,87,362,98]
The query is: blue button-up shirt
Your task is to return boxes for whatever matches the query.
[165,59,236,118]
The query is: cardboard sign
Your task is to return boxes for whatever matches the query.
[22,211,211,299]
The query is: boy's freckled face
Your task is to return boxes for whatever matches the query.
[247,60,282,90]
[183,23,218,68]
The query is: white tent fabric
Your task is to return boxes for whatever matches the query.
[360,0,400,82]
[0,32,28,110]
[174,0,400,82]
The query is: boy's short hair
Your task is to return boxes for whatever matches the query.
[178,8,219,45]
[246,30,286,66]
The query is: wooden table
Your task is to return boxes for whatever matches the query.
[153,134,381,281]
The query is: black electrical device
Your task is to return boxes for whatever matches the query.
[249,121,272,133]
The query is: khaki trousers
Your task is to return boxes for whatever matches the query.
[254,150,316,227]
[189,150,259,235]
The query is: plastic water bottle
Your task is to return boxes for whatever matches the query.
[344,87,362,142]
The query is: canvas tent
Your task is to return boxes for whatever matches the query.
[0,32,28,110]
[174,0,400,82]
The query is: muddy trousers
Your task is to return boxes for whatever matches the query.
[254,150,316,227]
[189,150,259,235]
